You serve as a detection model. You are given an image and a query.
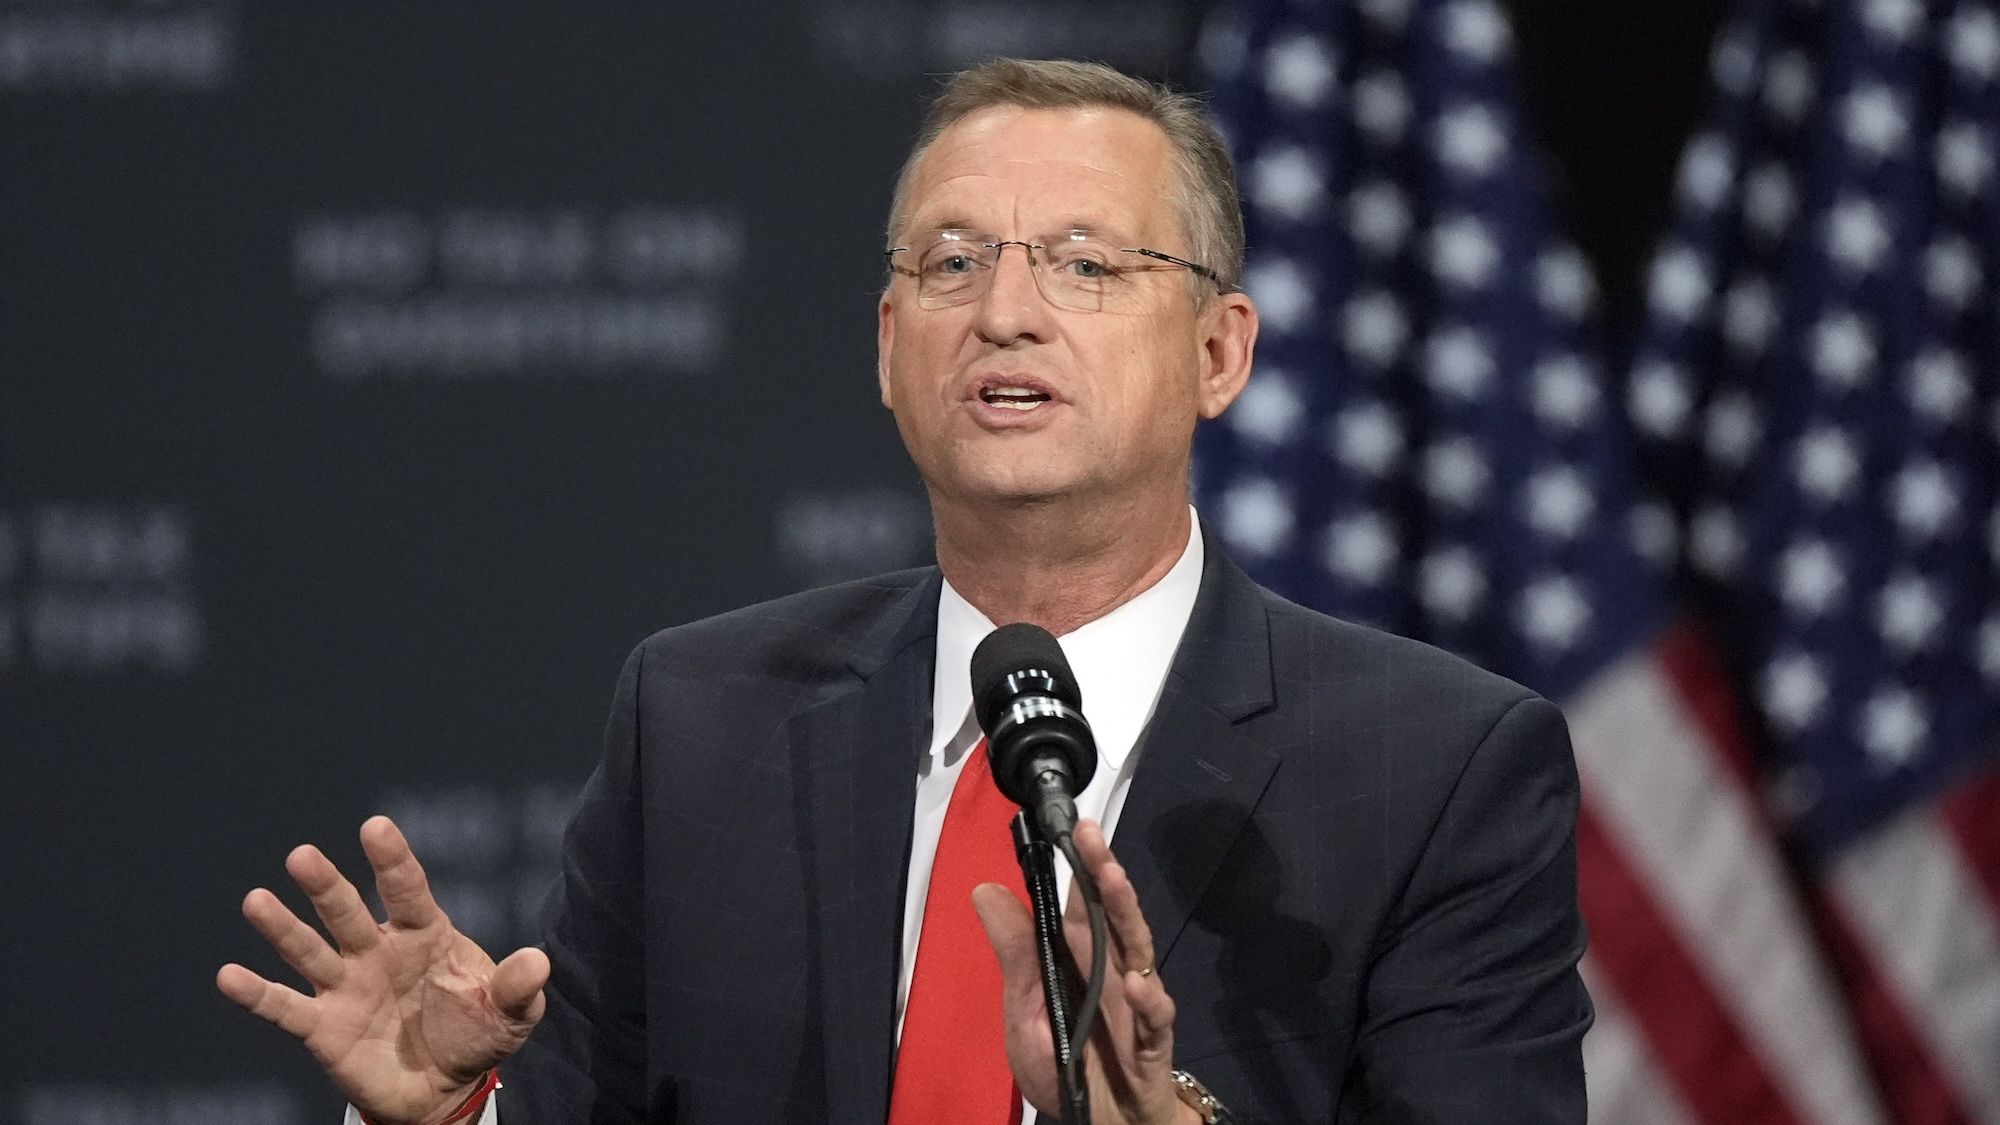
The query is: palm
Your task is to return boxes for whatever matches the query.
[306,928,513,1110]
[219,817,547,1125]
[973,820,1190,1125]
[1003,959,1179,1124]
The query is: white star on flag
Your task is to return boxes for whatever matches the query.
[1323,513,1399,586]
[1906,350,1972,426]
[1763,51,1816,123]
[1349,182,1413,256]
[1763,651,1831,733]
[1422,438,1492,508]
[1862,0,1924,43]
[1744,163,1799,239]
[1724,276,1779,356]
[1824,196,1893,273]
[1629,360,1695,438]
[1704,392,1763,469]
[1860,687,1928,770]
[1889,460,1960,541]
[1923,237,1981,309]
[1795,426,1864,503]
[1262,34,1338,110]
[1649,245,1714,321]
[1229,371,1306,445]
[1779,538,1849,618]
[1524,465,1596,540]
[1244,257,1314,333]
[1250,145,1327,222]
[1532,355,1600,429]
[1434,103,1507,177]
[1430,214,1502,289]
[1417,545,1487,621]
[1536,248,1596,319]
[1442,0,1511,62]
[1423,326,1496,399]
[1947,7,2000,81]
[1353,71,1413,143]
[1329,401,1405,476]
[1692,504,1747,577]
[1517,575,1592,652]
[1342,290,1410,368]
[1841,84,1911,159]
[1218,478,1294,556]
[1679,133,1736,210]
[1980,618,2000,683]
[1810,311,1878,389]
[1936,122,1995,198]
[1876,573,1945,654]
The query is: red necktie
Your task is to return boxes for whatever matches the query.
[888,739,1027,1125]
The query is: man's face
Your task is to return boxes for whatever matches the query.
[878,105,1255,514]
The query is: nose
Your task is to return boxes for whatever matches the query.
[971,241,1053,346]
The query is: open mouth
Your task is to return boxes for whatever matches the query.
[979,386,1054,411]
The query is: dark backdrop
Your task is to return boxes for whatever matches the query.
[1,3,1716,1121]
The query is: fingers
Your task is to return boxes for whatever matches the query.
[360,815,444,930]
[216,962,318,1040]
[491,946,551,1025]
[971,882,1041,1000]
[241,887,346,989]
[285,845,381,953]
[1072,820,1157,977]
[1123,963,1177,1062]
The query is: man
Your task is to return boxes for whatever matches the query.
[220,60,1591,1123]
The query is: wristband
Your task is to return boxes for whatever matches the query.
[359,1069,501,1125]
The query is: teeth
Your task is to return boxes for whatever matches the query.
[981,385,1049,408]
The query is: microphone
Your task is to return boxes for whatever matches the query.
[970,623,1099,843]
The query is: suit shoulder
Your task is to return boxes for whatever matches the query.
[1257,586,1547,723]
[630,566,935,683]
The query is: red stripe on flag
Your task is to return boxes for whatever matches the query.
[1940,765,2000,914]
[1807,887,1970,1125]
[1653,623,1762,793]
[1655,624,1970,1123]
[1575,802,1807,1125]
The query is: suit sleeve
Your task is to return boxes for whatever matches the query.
[499,641,654,1123]
[1342,695,1592,1123]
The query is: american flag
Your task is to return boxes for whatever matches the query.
[1193,0,2000,1121]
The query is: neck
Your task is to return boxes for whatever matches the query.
[932,488,1192,637]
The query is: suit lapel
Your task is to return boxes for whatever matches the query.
[789,571,939,1124]
[785,543,1285,1112]
[1115,543,1283,970]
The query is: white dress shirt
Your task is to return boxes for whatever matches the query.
[345,516,1205,1125]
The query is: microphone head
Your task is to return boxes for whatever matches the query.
[971,623,1081,736]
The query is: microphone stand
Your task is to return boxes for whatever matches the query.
[1011,811,1091,1124]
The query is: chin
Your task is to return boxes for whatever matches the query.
[949,466,1085,508]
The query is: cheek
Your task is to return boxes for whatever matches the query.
[1105,329,1201,433]
[889,316,969,404]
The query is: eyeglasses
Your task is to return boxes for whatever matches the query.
[884,231,1230,312]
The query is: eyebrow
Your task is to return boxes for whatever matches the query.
[908,223,1126,242]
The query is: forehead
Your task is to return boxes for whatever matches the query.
[902,105,1179,239]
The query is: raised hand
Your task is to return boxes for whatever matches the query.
[217,816,548,1125]
[973,819,1196,1125]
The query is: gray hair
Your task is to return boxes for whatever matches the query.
[885,58,1245,293]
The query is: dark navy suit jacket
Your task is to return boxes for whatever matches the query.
[503,546,1592,1122]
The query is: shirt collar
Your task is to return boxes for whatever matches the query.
[929,513,1205,770]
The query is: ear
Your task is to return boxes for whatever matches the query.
[877,294,896,410]
[1195,291,1258,420]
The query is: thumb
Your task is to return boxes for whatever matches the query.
[490,946,550,1025]
[971,882,1038,994]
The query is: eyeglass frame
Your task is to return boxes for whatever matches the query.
[883,233,1234,309]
